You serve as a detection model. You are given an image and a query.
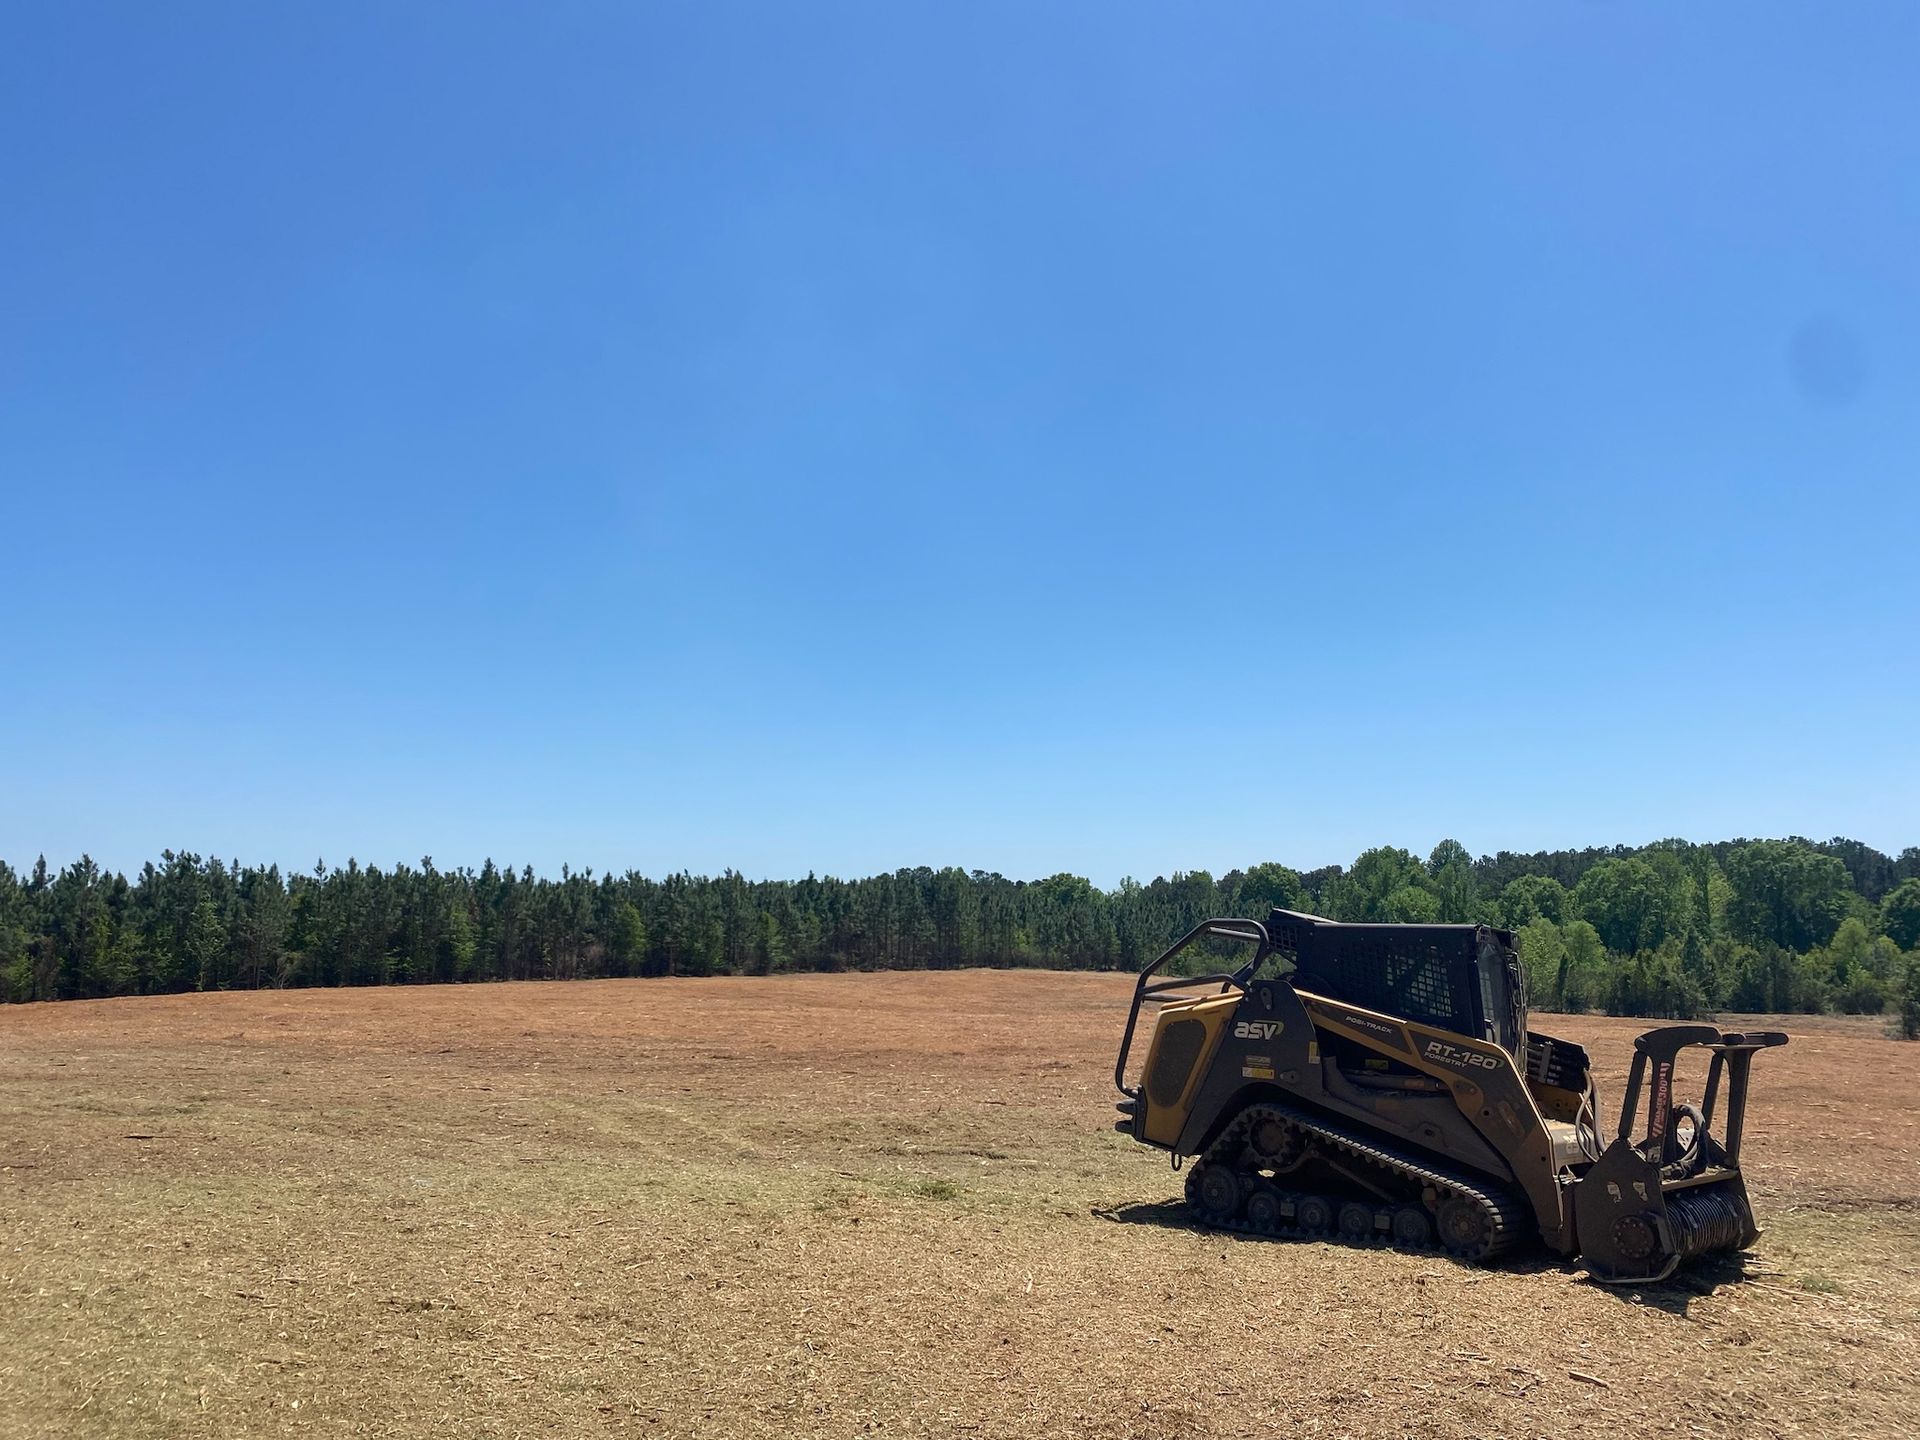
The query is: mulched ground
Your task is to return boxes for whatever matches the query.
[3,971,1915,1438]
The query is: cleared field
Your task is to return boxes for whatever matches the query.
[3,972,1916,1439]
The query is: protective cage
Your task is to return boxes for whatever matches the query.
[1265,909,1526,1053]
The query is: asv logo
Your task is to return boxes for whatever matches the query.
[1424,1039,1499,1071]
[1234,1021,1284,1041]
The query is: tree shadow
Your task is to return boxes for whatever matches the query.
[1092,1199,1763,1311]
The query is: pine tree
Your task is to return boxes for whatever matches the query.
[1899,955,1920,1042]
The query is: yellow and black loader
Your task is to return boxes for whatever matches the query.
[1113,910,1785,1283]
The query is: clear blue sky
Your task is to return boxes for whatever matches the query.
[3,4,1915,886]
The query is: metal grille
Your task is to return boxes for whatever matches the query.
[1147,1018,1206,1107]
[1271,912,1494,1041]
[1526,1033,1591,1090]
[1297,936,1473,1034]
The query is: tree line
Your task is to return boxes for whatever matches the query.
[4,837,1919,1032]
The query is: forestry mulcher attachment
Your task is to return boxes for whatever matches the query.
[1113,910,1786,1284]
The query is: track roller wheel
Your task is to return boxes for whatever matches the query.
[1192,1162,1241,1222]
[1337,1202,1375,1242]
[1295,1194,1334,1234]
[1437,1196,1493,1258]
[1244,1184,1284,1231]
[1390,1205,1434,1248]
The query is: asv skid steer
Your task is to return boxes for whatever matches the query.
[1112,909,1786,1283]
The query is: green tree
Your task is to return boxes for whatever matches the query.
[237,866,291,988]
[1325,848,1426,923]
[1386,885,1440,922]
[1426,840,1479,922]
[753,911,789,974]
[1691,848,1719,938]
[185,895,227,991]
[443,894,477,980]
[927,867,980,968]
[1817,917,1885,1012]
[0,862,28,1003]
[1724,840,1851,952]
[1236,862,1306,915]
[608,902,647,976]
[1898,955,1920,1041]
[1558,920,1608,1013]
[1517,917,1565,1009]
[1609,942,1704,1019]
[1728,945,1803,1012]
[1571,858,1680,955]
[1499,875,1569,929]
[1033,873,1105,967]
[1881,879,1920,951]
[48,857,129,999]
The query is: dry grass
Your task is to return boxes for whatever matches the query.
[2,972,1916,1439]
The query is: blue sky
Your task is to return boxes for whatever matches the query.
[3,4,1916,885]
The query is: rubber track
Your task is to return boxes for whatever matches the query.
[1182,1102,1530,1263]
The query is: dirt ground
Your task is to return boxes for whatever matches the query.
[2,972,1916,1440]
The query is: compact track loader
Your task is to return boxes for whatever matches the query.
[1113,910,1786,1283]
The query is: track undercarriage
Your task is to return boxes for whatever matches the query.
[1182,1102,1527,1263]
